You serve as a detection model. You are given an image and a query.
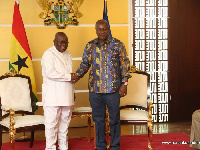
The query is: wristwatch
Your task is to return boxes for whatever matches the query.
[123,82,128,85]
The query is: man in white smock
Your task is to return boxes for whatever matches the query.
[41,32,77,150]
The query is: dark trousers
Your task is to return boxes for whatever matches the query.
[89,91,120,150]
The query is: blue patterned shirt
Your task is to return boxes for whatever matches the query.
[76,37,130,93]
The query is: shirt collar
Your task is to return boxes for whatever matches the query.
[95,36,112,45]
[53,46,67,56]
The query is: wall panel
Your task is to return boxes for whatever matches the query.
[0,62,9,75]
[0,0,130,127]
[169,0,200,121]
[0,28,12,58]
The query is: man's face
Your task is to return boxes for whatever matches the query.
[54,35,68,53]
[96,22,109,42]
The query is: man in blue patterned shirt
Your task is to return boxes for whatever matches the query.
[74,19,130,150]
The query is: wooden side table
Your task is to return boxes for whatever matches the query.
[72,107,92,142]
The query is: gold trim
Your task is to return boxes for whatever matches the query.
[129,65,142,73]
[71,114,92,118]
[8,109,16,145]
[2,69,20,77]
[147,100,154,150]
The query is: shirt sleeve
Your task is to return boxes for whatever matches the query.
[76,43,91,78]
[119,42,131,83]
[41,51,71,82]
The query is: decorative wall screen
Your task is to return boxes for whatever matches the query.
[132,0,168,122]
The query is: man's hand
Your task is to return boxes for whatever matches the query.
[71,73,79,84]
[119,84,127,97]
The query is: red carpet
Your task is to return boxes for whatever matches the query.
[2,133,194,150]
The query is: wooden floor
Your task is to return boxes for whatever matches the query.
[2,122,192,143]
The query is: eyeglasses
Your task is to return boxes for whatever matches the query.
[56,40,69,45]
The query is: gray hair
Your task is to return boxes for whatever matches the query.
[95,19,109,28]
[54,32,68,40]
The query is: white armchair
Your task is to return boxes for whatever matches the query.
[0,69,45,150]
[120,67,154,150]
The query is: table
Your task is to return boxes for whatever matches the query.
[72,107,92,142]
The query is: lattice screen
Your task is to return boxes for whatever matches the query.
[132,0,169,122]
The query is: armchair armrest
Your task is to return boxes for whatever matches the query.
[1,105,12,112]
[147,99,154,120]
[1,104,15,116]
[147,99,154,150]
[1,105,15,115]
[31,102,43,107]
[147,99,154,110]
[36,102,43,106]
[0,104,16,143]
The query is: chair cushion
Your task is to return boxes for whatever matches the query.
[0,115,44,128]
[120,110,148,121]
[2,111,8,116]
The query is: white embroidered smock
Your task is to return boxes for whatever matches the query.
[41,46,74,106]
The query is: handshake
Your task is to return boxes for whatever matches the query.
[70,73,80,84]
